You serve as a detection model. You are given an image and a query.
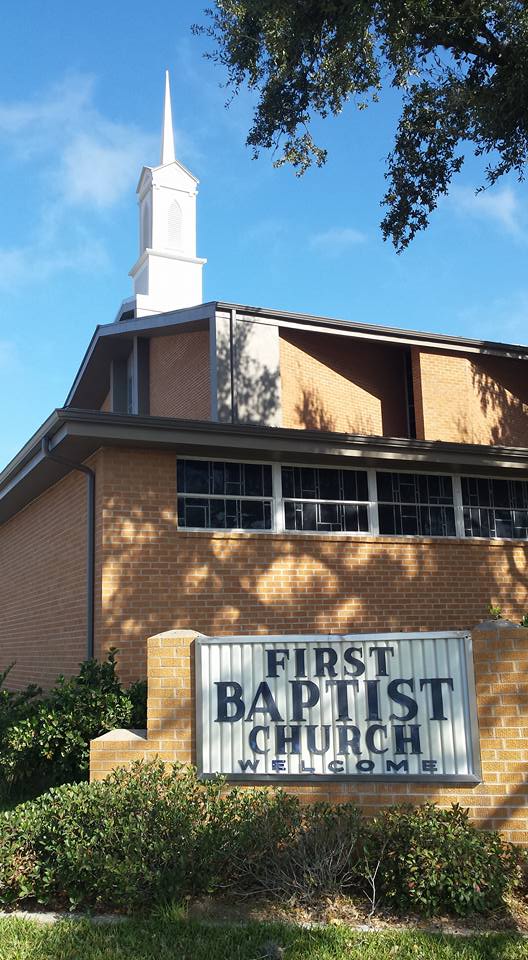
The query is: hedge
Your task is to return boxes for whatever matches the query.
[0,760,522,916]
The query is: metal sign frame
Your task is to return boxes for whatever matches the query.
[195,631,482,784]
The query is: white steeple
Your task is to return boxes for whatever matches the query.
[161,70,176,165]
[129,71,206,318]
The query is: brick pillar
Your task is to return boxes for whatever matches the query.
[470,620,528,842]
[145,629,196,762]
[90,629,199,781]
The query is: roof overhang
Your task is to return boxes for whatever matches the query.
[2,409,528,526]
[65,298,528,414]
[65,298,528,409]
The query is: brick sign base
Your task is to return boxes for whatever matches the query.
[90,622,528,843]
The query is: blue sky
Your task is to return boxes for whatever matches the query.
[0,0,527,468]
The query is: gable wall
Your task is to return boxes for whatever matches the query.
[149,330,210,419]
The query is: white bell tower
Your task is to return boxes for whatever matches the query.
[129,71,206,317]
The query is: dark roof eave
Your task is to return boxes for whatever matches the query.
[1,409,528,525]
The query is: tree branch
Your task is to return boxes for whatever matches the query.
[419,29,504,67]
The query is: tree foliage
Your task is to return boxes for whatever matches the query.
[195,2,528,249]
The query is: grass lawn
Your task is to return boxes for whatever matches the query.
[0,916,525,960]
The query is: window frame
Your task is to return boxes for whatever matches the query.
[460,474,528,541]
[280,462,372,536]
[375,469,458,539]
[175,456,528,543]
[177,456,276,534]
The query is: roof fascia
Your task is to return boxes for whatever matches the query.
[219,301,528,360]
[0,409,64,490]
[3,408,528,524]
[60,411,528,471]
[96,301,217,339]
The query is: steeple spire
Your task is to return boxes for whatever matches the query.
[128,69,205,317]
[160,69,176,166]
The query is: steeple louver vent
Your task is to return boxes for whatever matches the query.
[141,199,152,251]
[168,199,182,250]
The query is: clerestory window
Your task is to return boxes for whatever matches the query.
[281,465,369,533]
[176,458,528,541]
[177,459,273,531]
[462,476,528,540]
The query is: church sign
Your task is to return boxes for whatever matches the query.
[196,632,481,782]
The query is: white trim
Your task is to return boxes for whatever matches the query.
[199,629,471,643]
[272,462,285,533]
[452,474,466,538]
[129,247,207,279]
[367,468,380,536]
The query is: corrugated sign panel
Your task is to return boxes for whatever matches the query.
[196,632,481,782]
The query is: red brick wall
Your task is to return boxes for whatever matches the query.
[149,330,210,419]
[280,330,408,436]
[413,347,528,445]
[97,447,528,686]
[0,471,89,690]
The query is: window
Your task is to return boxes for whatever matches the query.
[177,459,273,530]
[377,472,456,537]
[462,476,528,539]
[403,349,417,439]
[176,458,526,541]
[281,465,369,533]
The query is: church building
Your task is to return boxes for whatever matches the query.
[1,74,528,839]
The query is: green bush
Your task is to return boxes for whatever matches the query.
[0,761,297,911]
[0,652,147,802]
[363,802,523,916]
[0,761,522,917]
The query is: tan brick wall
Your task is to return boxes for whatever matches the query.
[0,470,90,690]
[91,623,528,844]
[413,347,528,445]
[149,330,210,419]
[97,447,528,688]
[100,391,111,412]
[280,331,408,436]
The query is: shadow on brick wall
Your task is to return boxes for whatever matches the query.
[471,356,528,446]
[100,504,528,662]
[96,473,528,835]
